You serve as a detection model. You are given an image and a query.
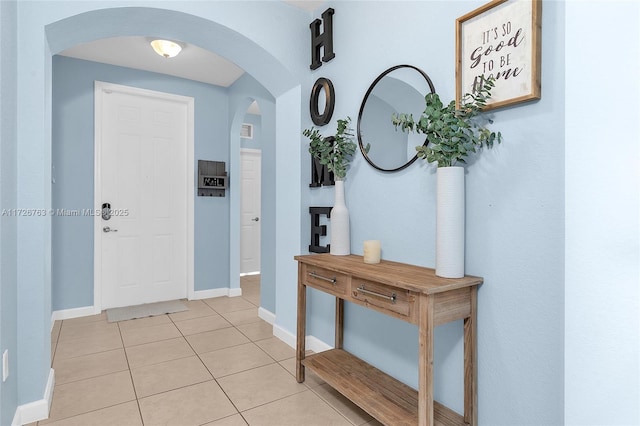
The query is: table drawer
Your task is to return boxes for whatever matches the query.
[302,265,348,295]
[351,278,414,318]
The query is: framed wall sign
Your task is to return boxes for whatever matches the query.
[456,0,541,110]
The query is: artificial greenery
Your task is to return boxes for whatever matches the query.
[303,117,357,180]
[392,77,502,167]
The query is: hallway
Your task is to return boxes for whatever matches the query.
[35,276,381,425]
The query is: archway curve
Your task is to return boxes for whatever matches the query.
[45,6,297,98]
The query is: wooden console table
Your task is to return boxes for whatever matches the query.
[295,254,482,426]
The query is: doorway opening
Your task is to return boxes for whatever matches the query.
[47,7,300,329]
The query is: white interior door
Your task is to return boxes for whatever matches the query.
[95,82,193,309]
[240,149,261,274]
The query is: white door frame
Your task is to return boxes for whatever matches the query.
[93,81,195,313]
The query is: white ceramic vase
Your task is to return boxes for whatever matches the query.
[330,179,350,255]
[436,166,465,278]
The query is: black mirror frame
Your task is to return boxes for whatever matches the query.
[357,64,436,172]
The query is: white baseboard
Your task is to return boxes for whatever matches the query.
[272,323,331,353]
[306,335,333,353]
[12,368,55,426]
[191,287,242,300]
[228,288,242,297]
[258,307,276,324]
[51,306,100,330]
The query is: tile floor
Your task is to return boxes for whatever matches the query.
[34,275,382,426]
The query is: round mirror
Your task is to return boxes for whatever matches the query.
[357,65,435,172]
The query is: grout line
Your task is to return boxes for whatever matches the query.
[47,276,271,426]
[116,319,146,425]
[169,302,246,421]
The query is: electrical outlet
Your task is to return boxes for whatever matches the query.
[2,349,8,382]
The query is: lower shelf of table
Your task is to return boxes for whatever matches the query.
[301,349,467,426]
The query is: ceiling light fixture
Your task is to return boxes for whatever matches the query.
[150,39,182,58]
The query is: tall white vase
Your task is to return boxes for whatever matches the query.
[436,167,465,278]
[330,179,350,255]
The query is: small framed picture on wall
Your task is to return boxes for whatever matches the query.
[456,0,542,110]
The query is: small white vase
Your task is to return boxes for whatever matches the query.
[330,179,350,255]
[436,167,465,278]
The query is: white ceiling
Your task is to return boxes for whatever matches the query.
[60,36,246,87]
[58,1,326,88]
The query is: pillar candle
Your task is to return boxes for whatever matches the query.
[363,240,381,264]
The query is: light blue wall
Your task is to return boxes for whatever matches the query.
[303,1,565,423]
[0,1,18,424]
[52,55,232,310]
[240,113,262,150]
[564,2,640,424]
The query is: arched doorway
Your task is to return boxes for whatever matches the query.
[46,6,300,321]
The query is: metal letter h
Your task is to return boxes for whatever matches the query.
[309,8,335,70]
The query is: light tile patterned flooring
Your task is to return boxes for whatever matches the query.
[34,276,383,426]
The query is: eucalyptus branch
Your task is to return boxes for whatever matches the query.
[392,76,502,168]
[303,117,356,180]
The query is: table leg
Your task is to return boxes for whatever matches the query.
[296,274,307,383]
[335,298,344,349]
[464,286,478,426]
[418,294,435,426]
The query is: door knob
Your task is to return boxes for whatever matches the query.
[252,217,260,222]
[103,226,118,233]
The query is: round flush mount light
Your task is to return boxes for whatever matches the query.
[150,39,182,58]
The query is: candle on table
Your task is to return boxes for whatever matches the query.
[363,240,381,264]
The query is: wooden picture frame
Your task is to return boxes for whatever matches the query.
[456,0,542,110]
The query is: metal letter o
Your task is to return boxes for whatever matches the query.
[309,77,335,126]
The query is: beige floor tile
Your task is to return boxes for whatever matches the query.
[242,389,352,426]
[168,299,217,322]
[58,321,119,342]
[37,401,142,426]
[241,292,260,306]
[173,313,232,336]
[120,322,181,347]
[202,413,248,426]
[53,348,128,385]
[241,274,260,285]
[255,337,295,361]
[117,314,171,330]
[61,312,107,326]
[42,371,135,424]
[51,321,62,342]
[199,342,274,378]
[185,327,250,354]
[203,296,256,314]
[312,383,374,425]
[130,355,212,398]
[217,363,306,411]
[138,380,236,426]
[53,331,123,360]
[236,320,273,341]
[279,357,326,388]
[219,308,261,326]
[125,337,194,368]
